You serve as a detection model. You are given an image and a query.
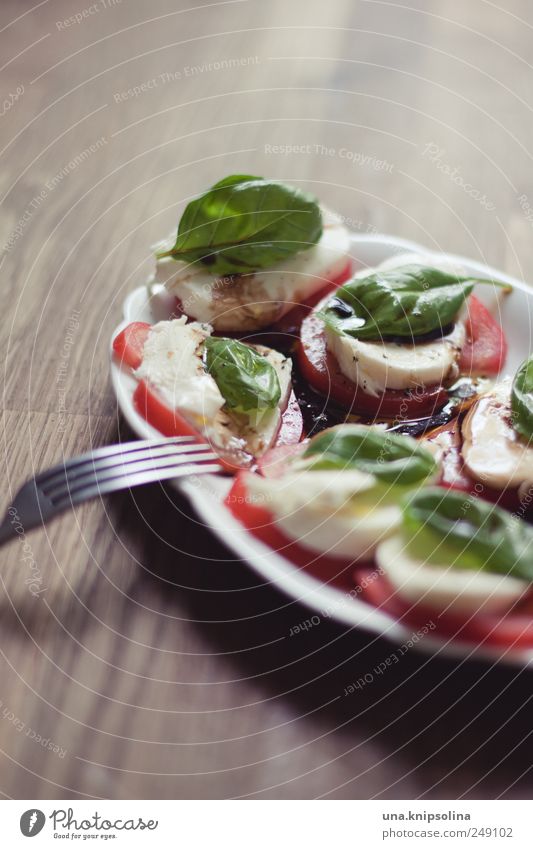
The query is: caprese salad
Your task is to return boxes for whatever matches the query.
[150,175,352,333]
[113,316,303,469]
[298,253,508,420]
[366,487,533,648]
[113,182,533,652]
[226,424,438,565]
[227,424,533,648]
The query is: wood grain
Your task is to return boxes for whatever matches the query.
[1,0,533,799]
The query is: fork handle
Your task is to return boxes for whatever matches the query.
[0,517,20,546]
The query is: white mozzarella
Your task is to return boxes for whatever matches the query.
[135,318,292,459]
[152,207,350,331]
[325,315,465,397]
[135,317,224,424]
[246,470,401,560]
[323,252,467,395]
[461,378,533,490]
[376,534,528,615]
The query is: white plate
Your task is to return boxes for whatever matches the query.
[110,233,533,667]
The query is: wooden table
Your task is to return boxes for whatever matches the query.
[1,0,533,800]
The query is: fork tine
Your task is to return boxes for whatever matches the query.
[40,442,216,493]
[0,437,223,547]
[52,461,222,508]
[36,436,200,485]
[46,450,221,501]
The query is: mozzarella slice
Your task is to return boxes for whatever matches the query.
[323,252,469,395]
[135,317,224,423]
[246,470,401,560]
[325,316,465,397]
[135,317,292,459]
[376,534,528,615]
[462,378,533,490]
[152,207,350,331]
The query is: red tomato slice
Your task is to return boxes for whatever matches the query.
[459,294,507,375]
[133,379,204,441]
[133,381,303,472]
[226,473,356,588]
[297,312,449,418]
[133,379,251,472]
[112,322,151,369]
[354,565,533,649]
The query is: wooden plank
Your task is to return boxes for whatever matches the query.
[1,0,533,800]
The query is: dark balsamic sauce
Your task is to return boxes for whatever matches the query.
[290,366,349,436]
[386,406,457,438]
[290,344,481,439]
[327,296,355,318]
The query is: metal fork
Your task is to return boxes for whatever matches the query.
[0,436,222,546]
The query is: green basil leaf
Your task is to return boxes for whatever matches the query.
[157,175,323,275]
[320,264,507,341]
[204,336,281,414]
[301,425,437,485]
[403,487,533,580]
[511,354,533,443]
